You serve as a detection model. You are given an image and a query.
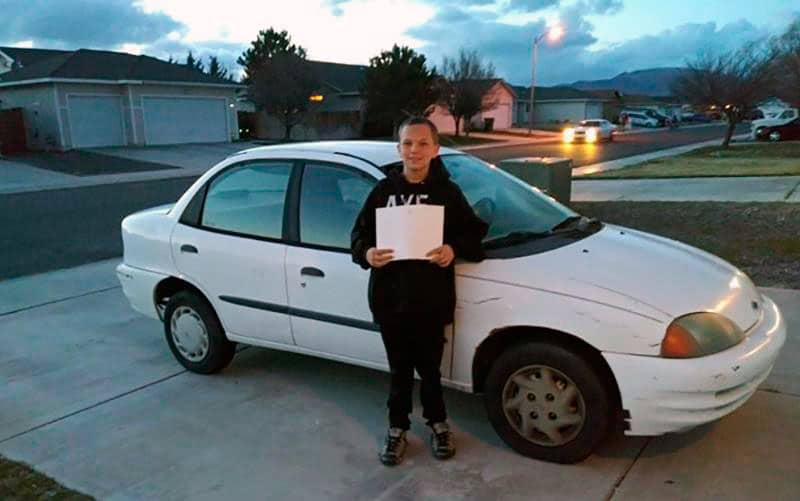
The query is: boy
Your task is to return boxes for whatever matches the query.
[351,117,488,466]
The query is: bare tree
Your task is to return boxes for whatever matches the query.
[771,18,800,107]
[672,41,778,147]
[248,53,320,140]
[438,49,497,136]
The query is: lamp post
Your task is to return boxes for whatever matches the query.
[528,25,563,134]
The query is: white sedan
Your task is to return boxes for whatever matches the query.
[117,141,785,464]
[563,119,617,143]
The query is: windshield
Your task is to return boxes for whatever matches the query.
[438,154,578,241]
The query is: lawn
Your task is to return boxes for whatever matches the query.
[580,141,800,179]
[570,201,800,289]
[438,134,503,147]
[0,455,93,500]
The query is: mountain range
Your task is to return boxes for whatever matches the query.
[566,67,689,96]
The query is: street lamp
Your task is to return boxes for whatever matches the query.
[528,24,564,134]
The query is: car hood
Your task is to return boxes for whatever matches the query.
[466,225,762,330]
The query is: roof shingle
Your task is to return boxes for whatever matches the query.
[0,47,241,86]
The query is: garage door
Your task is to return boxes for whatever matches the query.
[68,95,125,148]
[586,102,603,119]
[143,97,228,145]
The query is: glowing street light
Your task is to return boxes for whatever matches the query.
[529,24,565,134]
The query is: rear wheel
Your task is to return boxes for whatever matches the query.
[484,341,613,463]
[163,290,235,374]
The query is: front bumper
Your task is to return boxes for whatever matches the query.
[116,263,168,320]
[603,294,786,436]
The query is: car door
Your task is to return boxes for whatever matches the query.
[171,159,295,346]
[284,161,388,363]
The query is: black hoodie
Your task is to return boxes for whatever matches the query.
[351,157,489,325]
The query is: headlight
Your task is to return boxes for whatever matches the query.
[586,128,598,142]
[563,128,575,142]
[661,312,745,358]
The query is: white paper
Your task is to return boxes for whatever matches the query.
[376,205,444,260]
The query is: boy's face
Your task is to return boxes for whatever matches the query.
[398,124,440,176]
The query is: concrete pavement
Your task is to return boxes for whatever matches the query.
[0,259,798,500]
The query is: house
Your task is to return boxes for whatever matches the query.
[0,46,244,151]
[584,89,684,122]
[250,60,368,140]
[428,79,516,134]
[511,85,605,126]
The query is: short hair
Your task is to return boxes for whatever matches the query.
[399,116,439,144]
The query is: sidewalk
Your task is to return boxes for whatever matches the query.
[0,259,798,500]
[570,134,800,202]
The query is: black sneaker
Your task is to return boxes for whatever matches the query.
[379,427,408,466]
[430,422,455,460]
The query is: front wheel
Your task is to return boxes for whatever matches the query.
[769,131,781,142]
[484,342,613,463]
[163,290,235,374]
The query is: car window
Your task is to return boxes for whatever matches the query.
[780,110,793,119]
[201,161,292,239]
[299,163,376,249]
[439,154,576,241]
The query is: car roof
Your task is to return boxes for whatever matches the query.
[235,140,461,167]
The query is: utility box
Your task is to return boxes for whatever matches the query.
[497,157,573,204]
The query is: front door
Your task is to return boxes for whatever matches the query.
[284,162,387,363]
[171,160,295,345]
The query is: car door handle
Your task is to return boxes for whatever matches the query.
[300,267,325,278]
[180,244,198,254]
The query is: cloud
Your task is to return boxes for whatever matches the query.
[506,0,560,12]
[2,0,184,49]
[409,4,773,87]
[587,0,623,15]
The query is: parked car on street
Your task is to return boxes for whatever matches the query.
[563,119,617,143]
[750,108,799,140]
[117,142,786,464]
[753,117,800,142]
[622,111,659,128]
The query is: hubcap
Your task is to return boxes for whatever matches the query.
[170,306,209,362]
[501,365,586,447]
[769,131,781,142]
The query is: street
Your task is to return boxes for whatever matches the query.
[471,123,750,165]
[0,124,747,280]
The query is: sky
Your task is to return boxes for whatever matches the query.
[3,0,798,86]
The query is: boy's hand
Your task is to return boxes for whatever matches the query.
[426,244,454,267]
[366,247,394,268]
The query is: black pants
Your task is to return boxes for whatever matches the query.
[379,317,447,430]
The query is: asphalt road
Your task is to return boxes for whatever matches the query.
[471,123,750,166]
[0,124,749,280]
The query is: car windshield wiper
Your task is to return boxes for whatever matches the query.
[483,231,553,249]
[550,215,600,232]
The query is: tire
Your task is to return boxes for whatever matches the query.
[163,290,235,374]
[484,341,613,464]
[769,131,781,142]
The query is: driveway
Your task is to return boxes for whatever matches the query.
[1,260,798,500]
[85,141,267,170]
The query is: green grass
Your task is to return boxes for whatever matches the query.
[438,134,502,147]
[0,455,93,500]
[580,141,800,179]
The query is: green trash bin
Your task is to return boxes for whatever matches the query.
[496,157,573,204]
